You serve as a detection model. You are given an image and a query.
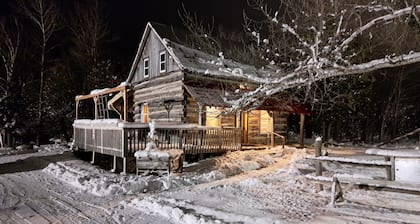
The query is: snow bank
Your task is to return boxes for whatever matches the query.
[125,196,286,224]
[42,148,285,197]
[43,161,172,196]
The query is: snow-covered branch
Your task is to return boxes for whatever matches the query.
[231,1,420,111]
[336,5,420,53]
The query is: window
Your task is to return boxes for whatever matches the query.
[159,51,166,73]
[205,106,220,127]
[260,110,273,134]
[143,58,149,77]
[141,103,149,123]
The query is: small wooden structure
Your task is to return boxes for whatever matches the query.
[135,149,183,175]
[73,22,309,173]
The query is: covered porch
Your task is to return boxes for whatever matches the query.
[184,85,310,149]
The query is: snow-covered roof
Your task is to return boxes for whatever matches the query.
[126,22,277,84]
[184,85,233,107]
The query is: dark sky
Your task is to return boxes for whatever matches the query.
[0,0,251,66]
[105,0,248,56]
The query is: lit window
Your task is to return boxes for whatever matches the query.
[142,104,149,123]
[205,106,220,127]
[260,110,273,134]
[144,58,149,77]
[159,51,166,72]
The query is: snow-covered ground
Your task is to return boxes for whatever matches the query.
[0,144,420,223]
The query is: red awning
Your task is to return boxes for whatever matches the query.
[257,93,311,114]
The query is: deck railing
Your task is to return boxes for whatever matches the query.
[73,120,242,158]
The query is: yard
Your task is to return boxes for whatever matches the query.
[0,144,419,223]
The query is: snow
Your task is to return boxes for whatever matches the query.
[2,144,420,223]
[89,88,110,95]
[42,160,171,196]
[73,119,121,128]
[366,148,420,157]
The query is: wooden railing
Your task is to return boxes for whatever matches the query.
[73,121,124,157]
[124,126,242,156]
[267,131,286,148]
[73,120,242,158]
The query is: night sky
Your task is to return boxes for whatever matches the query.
[0,0,249,61]
[105,0,248,58]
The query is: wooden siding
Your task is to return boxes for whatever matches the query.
[185,94,200,124]
[244,110,288,145]
[133,74,185,122]
[132,30,180,83]
[220,112,236,127]
[273,111,288,135]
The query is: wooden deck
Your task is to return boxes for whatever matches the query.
[73,120,242,159]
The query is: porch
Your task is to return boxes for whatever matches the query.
[73,120,242,173]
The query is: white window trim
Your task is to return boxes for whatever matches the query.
[143,58,149,77]
[159,51,166,73]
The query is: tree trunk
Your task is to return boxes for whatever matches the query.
[36,42,46,146]
[327,122,332,142]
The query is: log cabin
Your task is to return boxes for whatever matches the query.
[72,22,309,173]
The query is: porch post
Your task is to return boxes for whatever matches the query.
[198,103,204,125]
[299,113,305,148]
[122,157,127,175]
[123,87,128,122]
[91,151,95,164]
[75,99,79,120]
[111,155,117,172]
[93,97,98,119]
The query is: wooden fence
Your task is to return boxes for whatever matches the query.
[73,121,242,158]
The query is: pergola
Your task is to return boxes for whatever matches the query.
[75,85,130,121]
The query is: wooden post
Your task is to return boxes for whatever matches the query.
[111,155,117,172]
[330,177,343,207]
[123,88,128,122]
[93,97,98,119]
[391,156,395,181]
[122,157,127,175]
[198,103,203,126]
[91,151,95,164]
[384,156,396,181]
[315,137,322,157]
[75,99,79,120]
[271,133,274,148]
[299,113,305,148]
[315,137,323,191]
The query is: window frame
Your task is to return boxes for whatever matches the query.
[159,51,166,73]
[143,57,150,78]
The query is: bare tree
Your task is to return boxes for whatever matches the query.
[0,19,21,97]
[0,18,21,147]
[179,6,264,67]
[223,0,420,111]
[69,0,110,93]
[19,0,60,145]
